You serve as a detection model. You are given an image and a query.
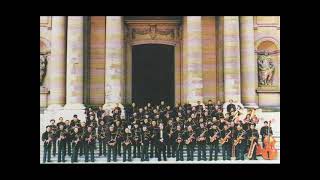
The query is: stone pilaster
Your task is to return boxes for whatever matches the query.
[47,16,66,110]
[103,16,125,112]
[64,16,85,110]
[183,16,203,105]
[223,16,241,103]
[240,16,258,108]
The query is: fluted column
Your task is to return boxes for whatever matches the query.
[240,16,258,108]
[64,16,85,110]
[183,16,203,105]
[47,16,66,110]
[223,16,241,103]
[103,16,124,110]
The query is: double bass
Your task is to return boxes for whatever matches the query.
[261,120,277,160]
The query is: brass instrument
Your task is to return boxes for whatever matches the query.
[197,128,208,142]
[57,131,66,143]
[87,134,94,143]
[159,130,164,143]
[74,134,81,145]
[234,131,245,146]
[219,131,232,145]
[185,132,195,145]
[209,130,219,143]
[247,133,257,159]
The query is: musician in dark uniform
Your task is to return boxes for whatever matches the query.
[122,127,133,162]
[247,123,259,160]
[79,121,87,156]
[56,117,65,129]
[141,125,151,161]
[84,126,96,162]
[42,126,53,163]
[96,106,105,120]
[103,110,114,127]
[157,123,168,161]
[150,120,159,158]
[64,120,72,156]
[48,119,57,157]
[221,124,232,160]
[226,99,236,113]
[234,124,247,160]
[184,125,196,161]
[71,127,82,163]
[70,114,81,127]
[196,122,208,161]
[115,120,124,157]
[132,122,142,158]
[174,124,185,161]
[97,120,107,157]
[260,121,273,148]
[166,120,176,158]
[208,123,220,161]
[106,125,117,162]
[56,124,67,162]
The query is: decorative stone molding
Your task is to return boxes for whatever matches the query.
[125,20,181,45]
[40,16,52,29]
[40,53,48,86]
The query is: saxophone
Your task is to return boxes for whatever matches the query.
[124,134,132,146]
[234,130,245,146]
[220,131,232,145]
[197,128,208,142]
[209,130,219,143]
[247,132,257,159]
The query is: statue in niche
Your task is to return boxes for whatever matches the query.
[257,52,275,86]
[40,54,47,86]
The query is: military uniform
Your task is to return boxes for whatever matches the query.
[42,130,53,163]
[132,126,142,158]
[106,130,117,162]
[234,129,247,160]
[56,128,68,162]
[122,132,133,162]
[84,130,96,162]
[247,128,259,160]
[221,128,232,160]
[65,124,72,156]
[157,128,168,161]
[141,129,151,161]
[208,127,220,161]
[97,124,107,156]
[167,125,176,158]
[196,127,208,161]
[150,125,159,158]
[79,125,87,156]
[184,130,196,161]
[71,131,82,163]
[115,125,124,157]
[173,129,185,161]
[48,124,57,156]
[260,126,273,148]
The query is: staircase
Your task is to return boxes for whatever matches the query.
[40,114,280,164]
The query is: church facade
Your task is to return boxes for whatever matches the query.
[40,16,280,118]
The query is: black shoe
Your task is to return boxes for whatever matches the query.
[107,159,111,162]
[47,160,52,162]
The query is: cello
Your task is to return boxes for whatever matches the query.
[261,120,277,160]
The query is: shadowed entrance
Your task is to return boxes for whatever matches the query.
[132,44,174,107]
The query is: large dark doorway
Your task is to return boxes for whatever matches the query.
[132,44,174,108]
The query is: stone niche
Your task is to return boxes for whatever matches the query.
[40,38,50,108]
[256,40,280,108]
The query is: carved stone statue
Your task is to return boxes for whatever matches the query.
[40,54,47,86]
[257,52,275,86]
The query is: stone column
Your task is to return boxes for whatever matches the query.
[223,16,241,103]
[183,16,203,105]
[103,16,124,111]
[240,16,258,108]
[47,16,66,110]
[64,16,85,110]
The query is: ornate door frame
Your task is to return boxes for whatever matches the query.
[124,19,182,105]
